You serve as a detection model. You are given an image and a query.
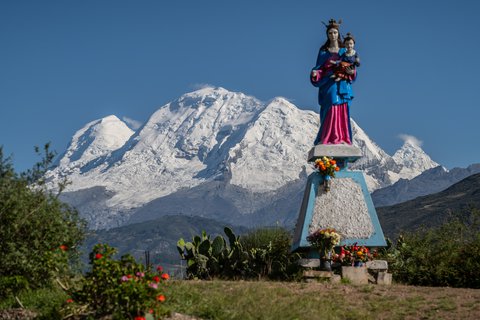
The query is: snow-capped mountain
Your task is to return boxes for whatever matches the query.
[47,87,439,229]
[55,115,134,170]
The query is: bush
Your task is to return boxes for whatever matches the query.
[177,227,249,280]
[177,227,301,281]
[380,208,480,288]
[240,227,301,280]
[68,244,170,319]
[0,145,86,292]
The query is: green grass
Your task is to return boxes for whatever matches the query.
[2,281,480,319]
[161,281,480,320]
[0,286,68,319]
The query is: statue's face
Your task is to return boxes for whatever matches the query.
[327,28,339,42]
[345,39,355,51]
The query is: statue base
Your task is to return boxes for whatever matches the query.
[292,145,386,254]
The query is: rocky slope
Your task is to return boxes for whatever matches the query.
[47,87,439,229]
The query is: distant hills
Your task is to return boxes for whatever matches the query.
[83,215,249,271]
[377,173,480,239]
[86,172,480,269]
[372,163,480,207]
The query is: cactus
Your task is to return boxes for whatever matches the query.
[177,227,250,279]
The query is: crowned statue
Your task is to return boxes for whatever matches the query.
[292,19,386,259]
[310,19,360,146]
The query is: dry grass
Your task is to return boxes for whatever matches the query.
[163,280,480,320]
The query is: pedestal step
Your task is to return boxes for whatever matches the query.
[302,270,341,283]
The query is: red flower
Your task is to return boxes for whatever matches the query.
[156,265,163,272]
[127,274,133,279]
[95,253,103,259]
[161,273,170,280]
[66,298,74,303]
[59,245,68,251]
[134,317,146,320]
[157,294,166,302]
[153,275,160,283]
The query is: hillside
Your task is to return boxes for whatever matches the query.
[372,163,480,207]
[83,215,249,270]
[377,173,480,239]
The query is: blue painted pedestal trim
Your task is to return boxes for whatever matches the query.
[292,168,387,253]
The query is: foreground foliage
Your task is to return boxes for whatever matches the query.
[177,227,301,280]
[0,145,86,295]
[67,244,170,319]
[380,208,480,288]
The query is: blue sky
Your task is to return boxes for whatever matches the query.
[1,0,479,171]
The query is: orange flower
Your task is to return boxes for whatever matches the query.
[66,298,74,303]
[161,273,170,280]
[59,245,68,251]
[335,167,340,171]
[157,294,166,302]
[330,160,336,165]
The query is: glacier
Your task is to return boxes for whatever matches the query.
[46,86,439,229]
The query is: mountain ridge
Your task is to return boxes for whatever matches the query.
[377,172,480,239]
[47,86,439,229]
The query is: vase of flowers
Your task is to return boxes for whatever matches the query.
[314,157,340,192]
[307,228,341,271]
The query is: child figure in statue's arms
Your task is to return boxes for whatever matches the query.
[330,33,360,82]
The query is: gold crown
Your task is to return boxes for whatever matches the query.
[323,18,342,30]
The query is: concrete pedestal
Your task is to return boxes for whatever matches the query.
[292,145,386,254]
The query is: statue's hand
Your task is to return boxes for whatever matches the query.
[345,66,355,75]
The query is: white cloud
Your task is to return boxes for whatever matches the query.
[191,83,216,90]
[122,116,143,130]
[398,134,423,147]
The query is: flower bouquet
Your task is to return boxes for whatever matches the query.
[334,243,373,267]
[307,228,341,270]
[314,157,340,191]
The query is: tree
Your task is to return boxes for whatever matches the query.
[0,144,86,293]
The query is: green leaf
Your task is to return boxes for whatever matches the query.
[199,239,211,256]
[212,236,225,256]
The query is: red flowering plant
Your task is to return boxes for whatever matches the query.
[333,243,373,266]
[64,244,170,319]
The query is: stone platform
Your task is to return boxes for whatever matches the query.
[308,144,362,163]
[292,144,386,253]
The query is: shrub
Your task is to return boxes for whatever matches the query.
[177,227,249,280]
[0,145,86,292]
[240,227,301,280]
[380,208,480,288]
[68,244,170,319]
[177,227,301,280]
